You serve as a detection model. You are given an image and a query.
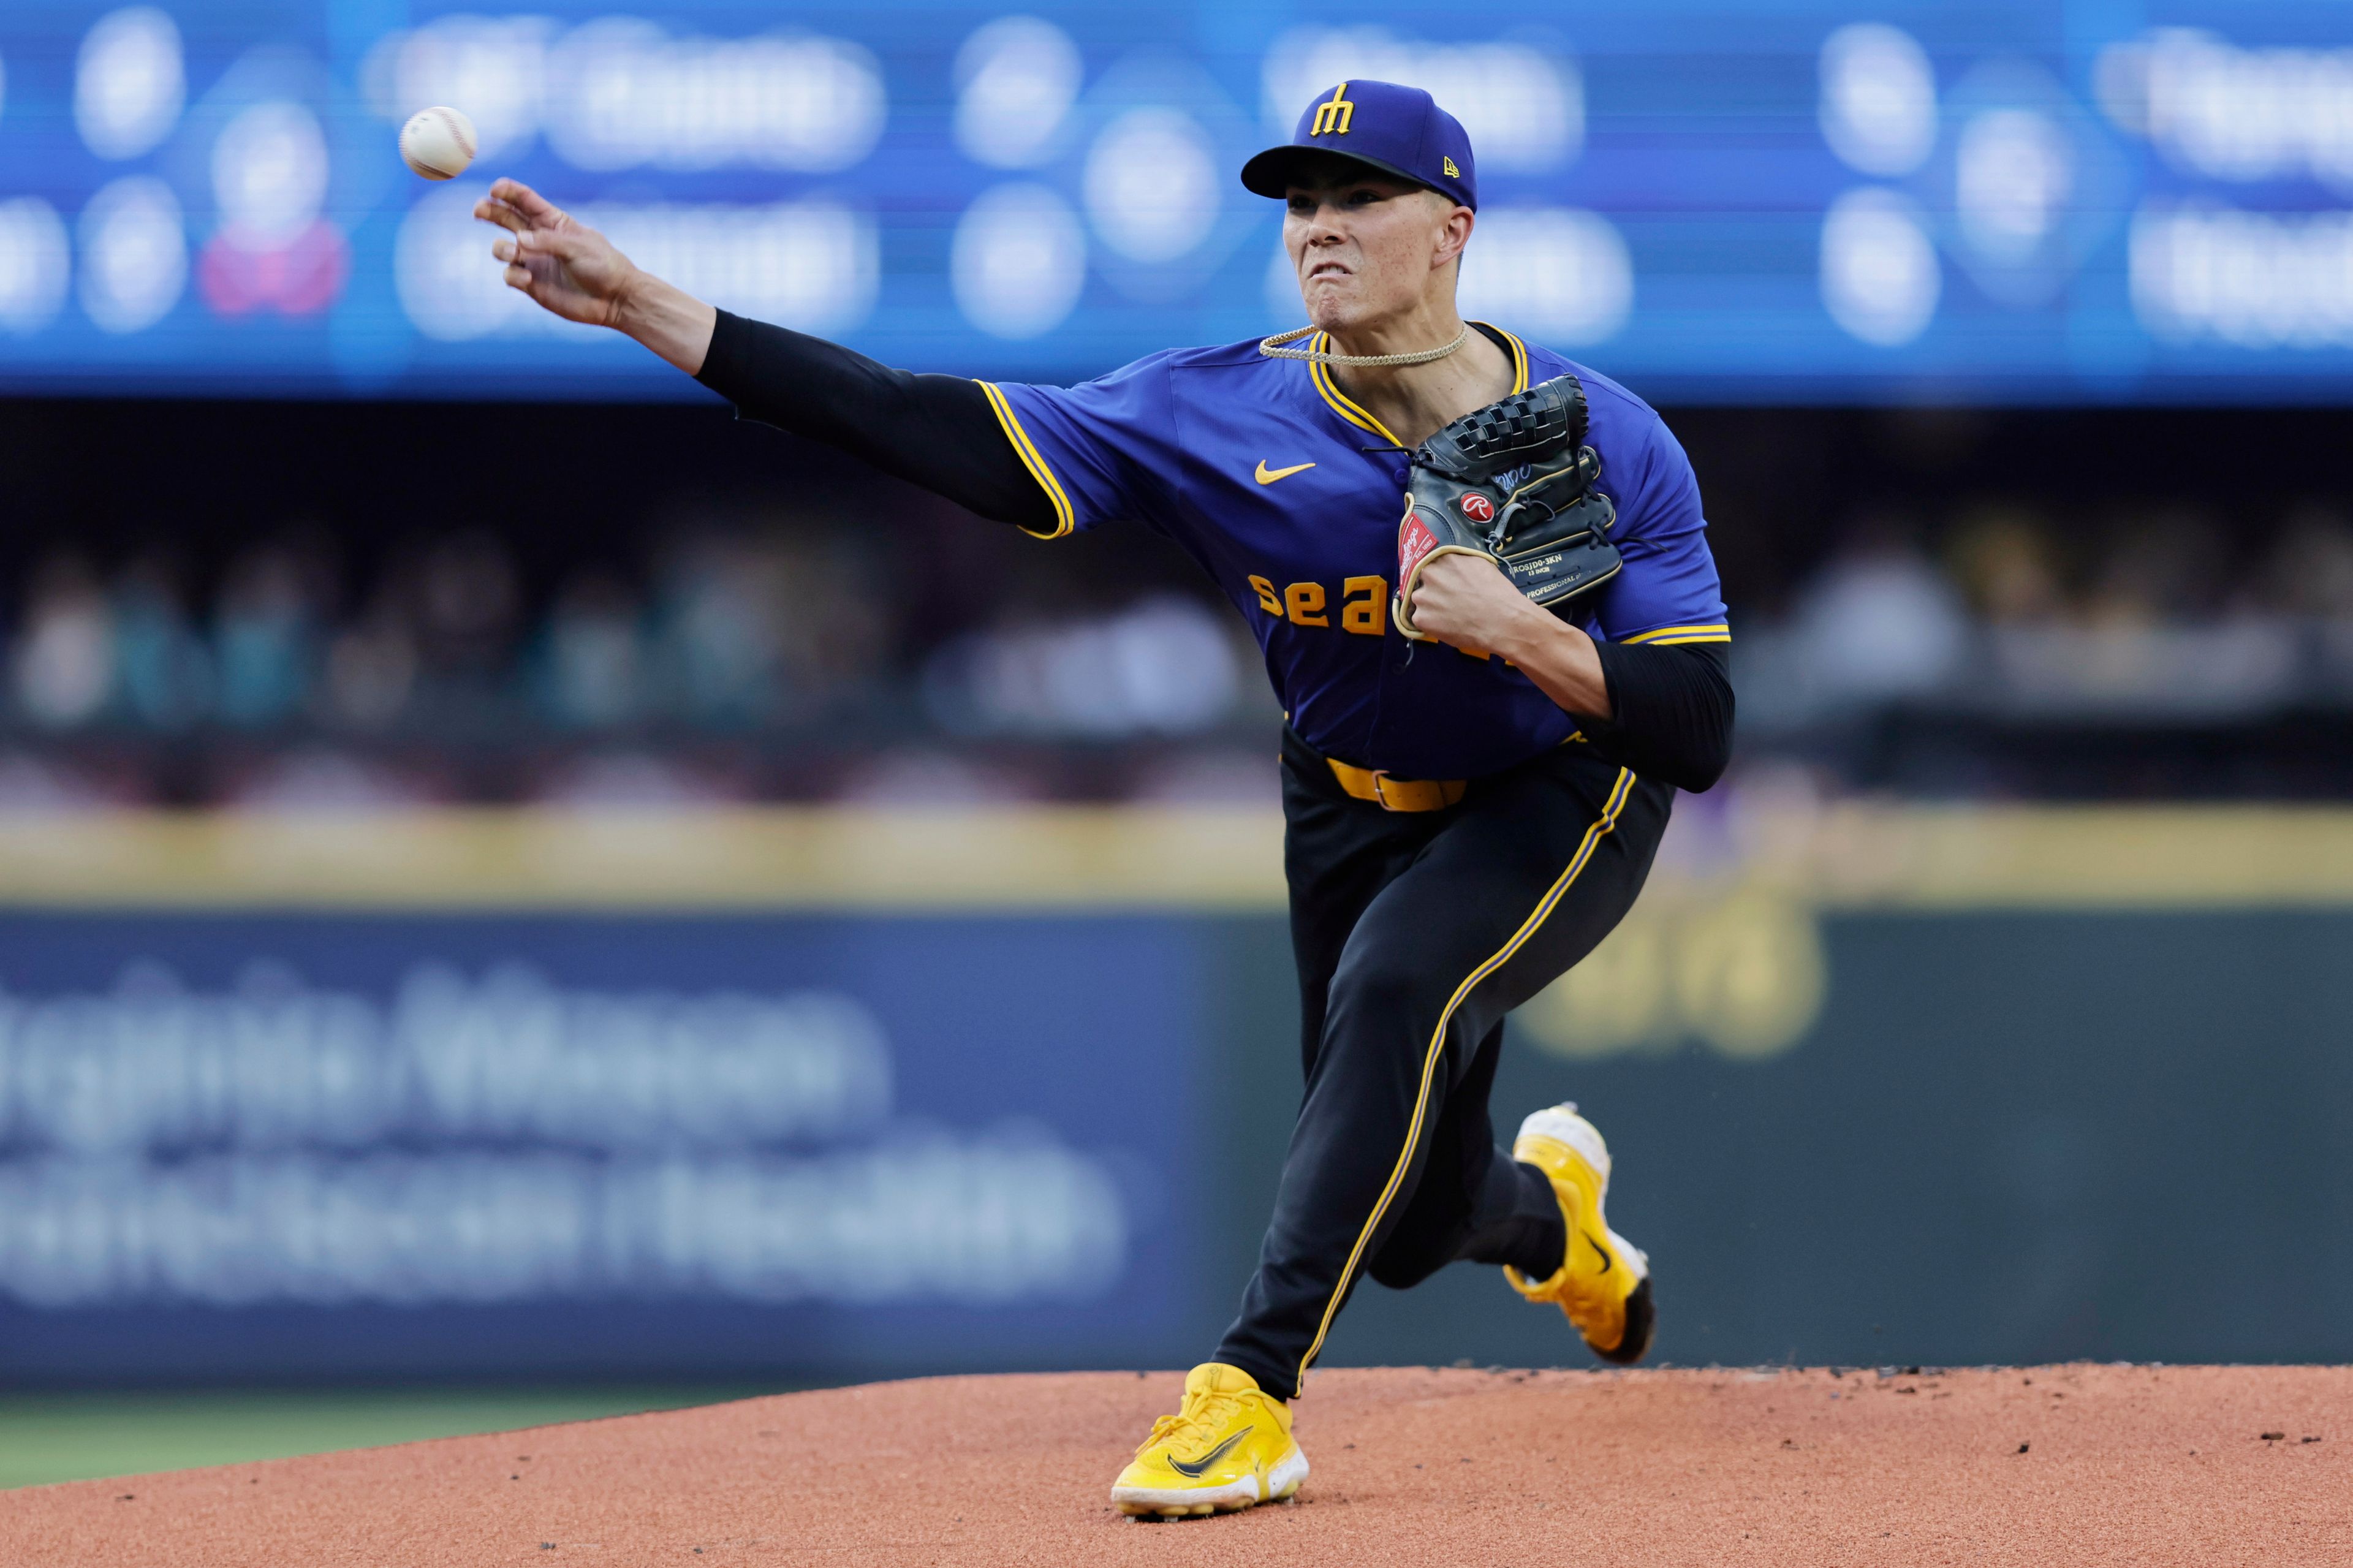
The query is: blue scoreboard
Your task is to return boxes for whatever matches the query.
[2,2,2352,401]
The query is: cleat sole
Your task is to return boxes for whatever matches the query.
[1112,1445,1309,1520]
[1592,1275,1657,1365]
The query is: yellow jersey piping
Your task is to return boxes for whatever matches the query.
[1620,623,1731,646]
[1470,321,1530,393]
[1303,325,1530,447]
[976,381,1076,540]
[1294,765,1637,1387]
[1306,337,1403,445]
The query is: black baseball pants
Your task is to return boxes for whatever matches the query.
[1213,726,1674,1401]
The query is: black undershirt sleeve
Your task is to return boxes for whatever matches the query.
[693,308,1056,531]
[1583,638,1735,793]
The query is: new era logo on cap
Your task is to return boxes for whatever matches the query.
[1239,80,1479,210]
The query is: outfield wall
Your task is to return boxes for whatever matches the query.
[0,803,2347,1383]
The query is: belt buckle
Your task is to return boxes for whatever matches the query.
[1369,771,1423,812]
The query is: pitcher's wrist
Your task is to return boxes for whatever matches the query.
[1488,597,1567,666]
[606,265,650,335]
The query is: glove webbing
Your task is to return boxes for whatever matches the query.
[1422,376,1591,479]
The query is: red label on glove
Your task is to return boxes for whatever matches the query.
[1459,493,1495,523]
[1399,512,1441,583]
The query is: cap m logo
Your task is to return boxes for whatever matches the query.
[1311,83,1355,137]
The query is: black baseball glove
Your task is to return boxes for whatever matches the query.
[1393,373,1621,642]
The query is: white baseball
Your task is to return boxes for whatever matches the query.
[400,107,478,180]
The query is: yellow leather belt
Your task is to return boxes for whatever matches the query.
[1325,757,1467,812]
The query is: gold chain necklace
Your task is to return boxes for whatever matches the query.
[1257,322,1469,367]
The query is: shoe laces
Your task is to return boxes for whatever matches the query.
[1137,1387,1246,1460]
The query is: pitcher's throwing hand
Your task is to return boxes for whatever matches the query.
[473,179,634,327]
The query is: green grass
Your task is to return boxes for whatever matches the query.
[0,1387,768,1490]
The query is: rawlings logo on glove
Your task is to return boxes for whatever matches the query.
[1392,374,1622,642]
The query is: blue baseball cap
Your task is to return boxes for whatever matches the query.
[1240,80,1478,211]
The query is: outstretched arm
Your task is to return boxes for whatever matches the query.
[473,180,1055,529]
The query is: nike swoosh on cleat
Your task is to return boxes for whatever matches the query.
[1167,1426,1254,1479]
[1585,1233,1613,1273]
[1255,460,1316,485]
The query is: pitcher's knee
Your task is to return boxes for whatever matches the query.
[1323,951,1450,1043]
[1366,1241,1449,1291]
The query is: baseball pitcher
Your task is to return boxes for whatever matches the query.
[477,80,1732,1518]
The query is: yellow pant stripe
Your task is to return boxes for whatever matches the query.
[1294,765,1637,1387]
[976,381,1076,539]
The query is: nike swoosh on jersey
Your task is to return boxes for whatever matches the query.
[1254,460,1317,485]
[1167,1426,1255,1478]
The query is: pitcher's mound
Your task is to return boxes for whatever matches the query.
[5,1365,2347,1566]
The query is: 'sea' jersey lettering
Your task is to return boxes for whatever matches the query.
[984,326,1728,781]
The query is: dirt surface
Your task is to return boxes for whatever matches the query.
[4,1365,2347,1567]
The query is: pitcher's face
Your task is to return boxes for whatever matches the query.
[1284,173,1470,333]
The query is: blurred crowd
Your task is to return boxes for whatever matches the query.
[1743,503,2353,725]
[0,523,1271,809]
[7,493,2353,806]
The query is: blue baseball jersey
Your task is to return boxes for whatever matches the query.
[980,326,1729,781]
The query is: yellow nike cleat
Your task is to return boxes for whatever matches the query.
[1110,1362,1309,1518]
[1504,1102,1656,1365]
